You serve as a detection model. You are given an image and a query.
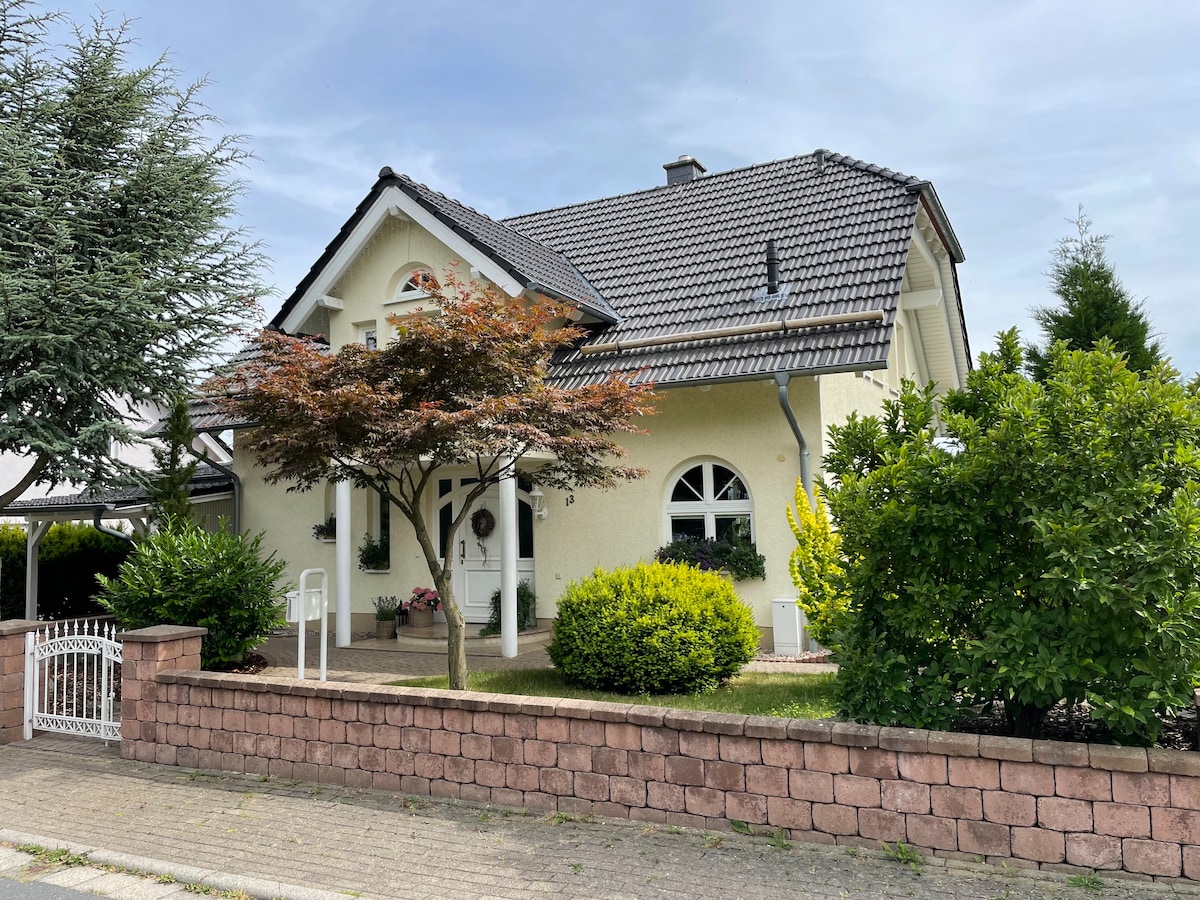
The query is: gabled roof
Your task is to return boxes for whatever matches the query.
[270,148,967,393]
[504,151,961,388]
[272,171,618,331]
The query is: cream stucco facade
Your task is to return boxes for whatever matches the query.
[235,172,964,644]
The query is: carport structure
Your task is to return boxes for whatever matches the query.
[2,464,234,619]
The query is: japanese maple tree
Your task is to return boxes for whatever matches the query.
[226,274,654,689]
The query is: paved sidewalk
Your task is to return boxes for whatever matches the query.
[0,736,1189,899]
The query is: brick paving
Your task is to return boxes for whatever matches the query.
[0,736,1191,899]
[257,633,838,684]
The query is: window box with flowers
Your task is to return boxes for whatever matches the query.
[404,586,442,629]
[357,533,390,572]
[312,514,337,542]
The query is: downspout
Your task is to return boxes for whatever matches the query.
[774,372,813,507]
[188,450,241,534]
[93,506,133,542]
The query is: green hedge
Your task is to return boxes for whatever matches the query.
[547,562,759,695]
[0,522,131,620]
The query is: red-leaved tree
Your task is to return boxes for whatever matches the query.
[224,273,654,688]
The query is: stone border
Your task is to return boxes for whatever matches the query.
[110,630,1200,884]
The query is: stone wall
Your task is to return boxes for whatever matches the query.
[113,631,1200,883]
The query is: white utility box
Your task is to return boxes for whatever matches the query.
[771,599,807,656]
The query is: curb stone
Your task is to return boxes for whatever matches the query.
[0,830,349,900]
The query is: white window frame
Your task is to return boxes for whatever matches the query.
[358,322,378,349]
[662,458,754,543]
[384,266,433,306]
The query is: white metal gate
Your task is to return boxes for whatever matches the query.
[24,620,122,742]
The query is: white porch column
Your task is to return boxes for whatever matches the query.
[23,519,50,621]
[499,460,518,658]
[335,479,352,647]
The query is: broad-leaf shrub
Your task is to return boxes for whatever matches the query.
[787,483,847,647]
[97,521,287,669]
[479,580,537,636]
[548,562,759,694]
[822,331,1200,743]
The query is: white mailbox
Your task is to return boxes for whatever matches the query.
[285,587,324,623]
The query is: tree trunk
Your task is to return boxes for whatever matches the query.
[0,453,51,510]
[444,593,468,691]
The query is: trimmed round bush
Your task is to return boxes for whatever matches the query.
[547,562,759,694]
[97,521,287,669]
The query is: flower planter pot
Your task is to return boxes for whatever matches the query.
[375,619,397,641]
[407,607,434,629]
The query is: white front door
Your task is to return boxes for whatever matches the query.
[436,477,535,624]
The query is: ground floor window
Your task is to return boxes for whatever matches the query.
[664,460,753,543]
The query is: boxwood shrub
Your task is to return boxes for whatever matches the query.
[547,562,759,694]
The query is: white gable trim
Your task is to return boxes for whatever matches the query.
[280,185,527,334]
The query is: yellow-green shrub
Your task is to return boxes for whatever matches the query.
[787,482,848,647]
[547,562,759,694]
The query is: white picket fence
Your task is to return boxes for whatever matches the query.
[24,619,122,742]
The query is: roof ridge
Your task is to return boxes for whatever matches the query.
[501,148,923,224]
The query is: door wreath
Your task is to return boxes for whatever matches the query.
[471,508,496,540]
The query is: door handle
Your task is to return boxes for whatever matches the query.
[459,540,465,564]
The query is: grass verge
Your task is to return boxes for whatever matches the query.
[387,669,836,718]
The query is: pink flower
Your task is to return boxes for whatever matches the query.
[406,587,442,611]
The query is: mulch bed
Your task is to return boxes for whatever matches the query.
[212,653,269,676]
[950,701,1198,752]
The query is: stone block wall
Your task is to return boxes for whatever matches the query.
[121,663,1200,883]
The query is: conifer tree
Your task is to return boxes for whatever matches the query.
[146,396,199,527]
[1026,210,1161,381]
[0,1,262,509]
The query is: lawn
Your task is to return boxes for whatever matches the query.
[388,668,837,719]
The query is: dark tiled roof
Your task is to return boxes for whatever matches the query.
[503,152,924,388]
[3,464,233,515]
[390,174,618,323]
[272,171,618,329]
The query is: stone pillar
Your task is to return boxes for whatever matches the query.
[0,620,39,744]
[118,625,207,762]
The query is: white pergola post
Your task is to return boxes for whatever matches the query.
[335,479,352,647]
[499,460,518,658]
[24,519,50,621]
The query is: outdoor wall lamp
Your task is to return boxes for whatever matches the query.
[528,485,547,520]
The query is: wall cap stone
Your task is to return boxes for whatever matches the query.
[118,625,208,642]
[0,619,41,636]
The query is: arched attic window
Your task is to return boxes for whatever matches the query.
[393,267,439,302]
[664,460,754,544]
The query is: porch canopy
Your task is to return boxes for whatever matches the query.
[2,465,234,620]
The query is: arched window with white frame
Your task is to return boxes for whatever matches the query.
[663,459,754,544]
[392,266,437,302]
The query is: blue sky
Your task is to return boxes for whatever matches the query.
[58,0,1200,373]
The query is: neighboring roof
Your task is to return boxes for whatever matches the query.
[505,151,944,388]
[272,170,618,330]
[2,464,233,516]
